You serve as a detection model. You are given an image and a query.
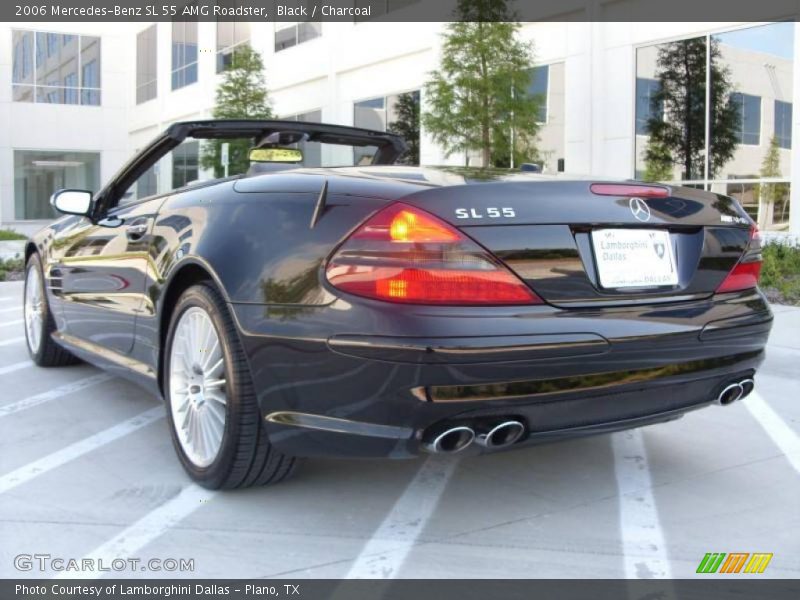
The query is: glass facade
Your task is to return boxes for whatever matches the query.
[354,91,420,164]
[274,19,321,52]
[731,93,761,145]
[172,141,200,189]
[635,22,794,230]
[12,30,101,105]
[282,111,323,166]
[171,22,198,90]
[636,78,662,135]
[355,0,419,21]
[528,65,549,123]
[216,9,250,72]
[775,100,793,149]
[14,150,100,220]
[136,25,157,104]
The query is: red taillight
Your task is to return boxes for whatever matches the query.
[590,183,669,198]
[326,203,541,305]
[716,226,762,293]
[716,261,762,293]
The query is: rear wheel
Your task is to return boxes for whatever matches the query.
[164,283,297,489]
[24,253,79,367]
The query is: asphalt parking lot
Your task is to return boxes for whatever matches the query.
[0,279,798,580]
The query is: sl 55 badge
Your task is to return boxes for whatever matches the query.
[455,207,516,219]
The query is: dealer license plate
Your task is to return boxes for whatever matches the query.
[591,229,678,289]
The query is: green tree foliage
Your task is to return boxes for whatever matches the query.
[388,91,420,165]
[761,243,800,305]
[644,37,739,180]
[490,110,544,169]
[201,45,272,178]
[422,0,541,167]
[757,136,790,227]
[642,139,675,182]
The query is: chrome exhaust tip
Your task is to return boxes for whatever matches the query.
[423,426,475,454]
[717,382,744,406]
[476,420,526,449]
[739,378,755,399]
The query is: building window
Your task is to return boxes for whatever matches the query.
[136,25,158,104]
[216,9,250,72]
[12,30,101,105]
[355,0,420,21]
[731,92,761,145]
[636,78,663,135]
[274,20,321,52]
[354,90,420,165]
[775,100,792,149]
[172,141,199,189]
[14,150,100,220]
[634,22,793,231]
[64,72,78,104]
[172,22,198,90]
[282,110,323,166]
[526,65,549,123]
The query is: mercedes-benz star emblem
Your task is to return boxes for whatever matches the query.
[629,197,651,222]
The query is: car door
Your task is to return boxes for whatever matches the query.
[48,134,182,357]
[52,197,165,356]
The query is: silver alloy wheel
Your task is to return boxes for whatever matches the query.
[169,306,228,468]
[24,264,44,355]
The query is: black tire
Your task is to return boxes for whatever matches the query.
[23,253,80,367]
[164,283,297,489]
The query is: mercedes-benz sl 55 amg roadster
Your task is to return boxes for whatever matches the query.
[23,120,773,489]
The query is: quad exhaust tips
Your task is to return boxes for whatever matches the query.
[422,420,526,454]
[716,378,755,406]
[475,421,526,449]
[424,426,476,454]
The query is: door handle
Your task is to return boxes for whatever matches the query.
[126,222,149,240]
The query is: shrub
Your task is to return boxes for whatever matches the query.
[760,242,800,305]
[0,228,27,241]
[0,257,24,282]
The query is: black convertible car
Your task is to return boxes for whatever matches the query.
[24,120,772,489]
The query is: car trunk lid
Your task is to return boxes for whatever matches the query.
[398,181,755,306]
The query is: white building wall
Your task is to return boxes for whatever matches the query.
[1,20,799,234]
[0,22,130,236]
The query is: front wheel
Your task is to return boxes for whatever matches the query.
[164,283,297,489]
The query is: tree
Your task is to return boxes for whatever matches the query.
[422,0,541,167]
[757,136,789,228]
[644,37,739,180]
[642,139,675,182]
[201,45,272,178]
[388,91,420,165]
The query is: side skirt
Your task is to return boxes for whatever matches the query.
[52,332,162,398]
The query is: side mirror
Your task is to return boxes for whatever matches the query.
[51,189,93,216]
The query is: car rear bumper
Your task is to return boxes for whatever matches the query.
[230,289,772,459]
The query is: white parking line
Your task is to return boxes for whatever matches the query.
[0,336,25,347]
[611,430,672,579]
[0,319,24,328]
[344,456,459,578]
[0,373,113,418]
[0,406,164,495]
[745,392,800,474]
[0,360,33,376]
[56,484,215,579]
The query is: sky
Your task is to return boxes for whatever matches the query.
[715,22,794,60]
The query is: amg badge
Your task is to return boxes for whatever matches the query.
[455,207,516,219]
